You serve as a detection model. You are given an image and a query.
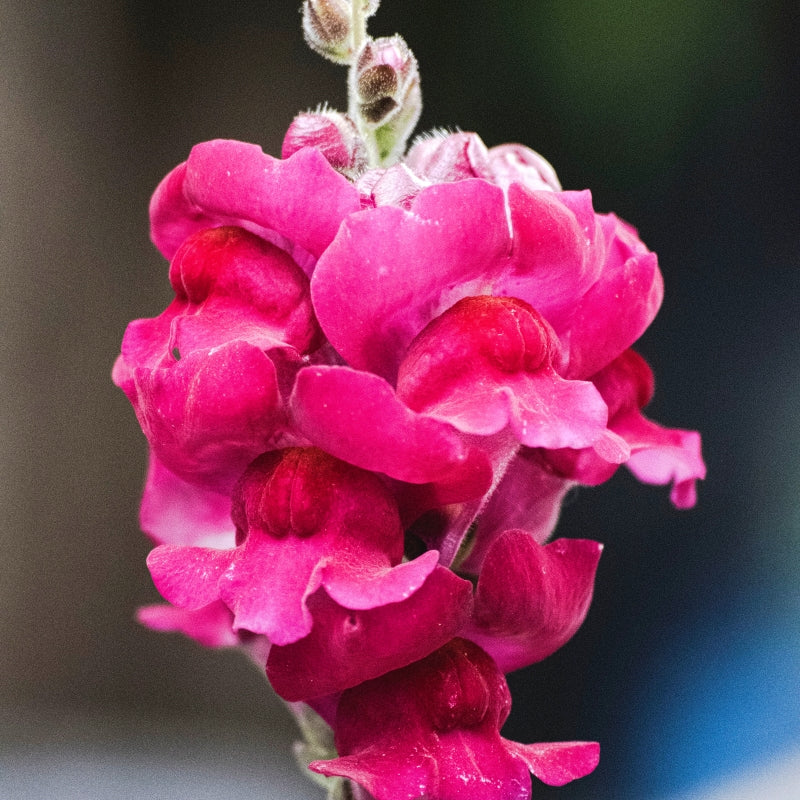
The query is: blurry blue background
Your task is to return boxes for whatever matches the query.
[1,1,797,797]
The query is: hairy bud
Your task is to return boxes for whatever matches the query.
[302,0,352,64]
[353,36,419,127]
[282,109,367,178]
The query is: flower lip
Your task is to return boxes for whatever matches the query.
[398,295,555,412]
[234,449,331,539]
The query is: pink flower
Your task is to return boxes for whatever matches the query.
[310,638,600,799]
[462,531,603,673]
[113,225,320,494]
[147,448,472,696]
[544,349,706,507]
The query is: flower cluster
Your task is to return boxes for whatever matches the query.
[115,3,704,798]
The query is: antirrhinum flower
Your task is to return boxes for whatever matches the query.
[114,3,706,797]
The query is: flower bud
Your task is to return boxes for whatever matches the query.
[353,35,419,127]
[302,0,352,65]
[302,0,381,65]
[282,109,367,178]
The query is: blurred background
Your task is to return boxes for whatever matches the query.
[1,1,798,797]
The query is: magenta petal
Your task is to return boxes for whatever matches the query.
[322,549,440,610]
[311,752,431,800]
[147,544,234,610]
[311,179,510,378]
[132,340,281,489]
[462,450,572,572]
[503,741,600,787]
[565,248,663,379]
[218,534,323,644]
[150,140,360,264]
[624,425,705,508]
[504,186,600,319]
[290,365,492,500]
[464,532,602,672]
[136,601,239,648]
[267,566,472,701]
[139,454,235,547]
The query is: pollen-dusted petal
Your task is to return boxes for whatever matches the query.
[310,639,597,799]
[267,566,472,701]
[464,532,602,672]
[150,139,360,264]
[290,365,493,501]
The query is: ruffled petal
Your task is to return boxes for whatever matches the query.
[503,740,600,787]
[150,140,361,264]
[290,365,493,502]
[311,179,511,379]
[267,566,472,701]
[464,532,602,672]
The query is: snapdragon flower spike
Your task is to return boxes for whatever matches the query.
[545,349,706,507]
[310,638,600,798]
[146,448,443,647]
[149,138,361,269]
[463,531,602,673]
[113,225,321,492]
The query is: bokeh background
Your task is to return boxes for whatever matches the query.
[2,1,798,798]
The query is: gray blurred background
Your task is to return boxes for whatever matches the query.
[1,1,798,798]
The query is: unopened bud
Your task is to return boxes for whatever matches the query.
[353,36,419,127]
[302,0,352,65]
[282,109,367,178]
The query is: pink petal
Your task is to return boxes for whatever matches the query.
[267,566,472,701]
[136,601,239,648]
[130,339,281,490]
[150,140,360,265]
[139,453,235,547]
[311,179,511,379]
[487,142,561,192]
[461,449,572,572]
[503,740,600,787]
[464,532,602,672]
[290,365,492,502]
[322,549,440,610]
[503,186,600,325]
[147,544,234,610]
[563,221,663,379]
[624,425,705,508]
[396,296,610,450]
